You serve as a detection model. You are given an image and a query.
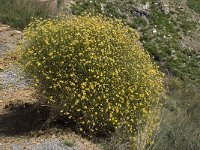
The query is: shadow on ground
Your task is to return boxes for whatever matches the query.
[0,102,77,136]
[0,101,111,141]
[0,102,50,135]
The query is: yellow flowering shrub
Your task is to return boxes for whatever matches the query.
[19,15,165,144]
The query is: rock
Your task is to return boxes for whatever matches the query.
[10,30,22,36]
[131,8,150,19]
[131,2,151,19]
[0,24,10,32]
[142,2,150,10]
[178,6,184,10]
[100,3,106,13]
[158,2,170,14]
[153,28,157,34]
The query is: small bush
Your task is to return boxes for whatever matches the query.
[19,15,165,148]
[0,0,53,29]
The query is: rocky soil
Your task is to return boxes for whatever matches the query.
[0,24,101,150]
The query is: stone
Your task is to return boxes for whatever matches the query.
[0,24,10,32]
[100,3,106,13]
[153,28,157,34]
[158,2,170,14]
[9,30,22,36]
[131,2,151,19]
[142,2,150,10]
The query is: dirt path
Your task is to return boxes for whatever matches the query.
[0,24,101,150]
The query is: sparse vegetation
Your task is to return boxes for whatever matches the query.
[187,0,200,14]
[0,0,53,29]
[147,78,200,150]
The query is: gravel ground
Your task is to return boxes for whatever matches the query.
[0,24,30,90]
[11,139,80,150]
[0,43,9,56]
[0,139,82,150]
[0,65,31,89]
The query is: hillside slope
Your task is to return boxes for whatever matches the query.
[0,0,200,150]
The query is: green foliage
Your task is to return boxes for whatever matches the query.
[69,1,200,149]
[71,0,200,85]
[187,0,200,14]
[147,78,200,150]
[72,0,127,19]
[141,5,200,84]
[0,0,52,29]
[63,140,75,147]
[176,10,198,35]
[19,15,165,147]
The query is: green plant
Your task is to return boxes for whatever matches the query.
[187,0,200,14]
[19,15,165,148]
[0,0,52,29]
[137,3,200,85]
[72,0,126,19]
[63,140,75,147]
[147,78,200,150]
[71,0,200,85]
[69,1,200,149]
[57,0,63,8]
